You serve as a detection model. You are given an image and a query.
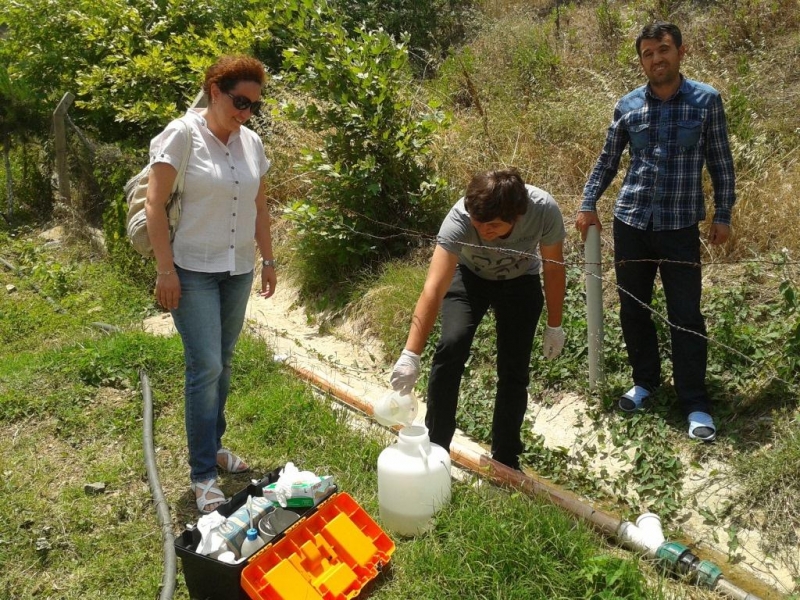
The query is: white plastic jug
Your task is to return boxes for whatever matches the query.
[373,389,418,427]
[377,425,451,537]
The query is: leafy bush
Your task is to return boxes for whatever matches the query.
[510,25,561,99]
[279,5,452,299]
[0,143,54,226]
[596,0,624,50]
[97,144,155,290]
[0,0,262,142]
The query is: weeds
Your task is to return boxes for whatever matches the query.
[1,232,697,599]
[354,260,429,355]
[732,412,800,558]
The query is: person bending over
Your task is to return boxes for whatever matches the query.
[390,168,567,470]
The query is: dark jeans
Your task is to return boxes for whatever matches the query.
[425,265,544,467]
[613,218,710,415]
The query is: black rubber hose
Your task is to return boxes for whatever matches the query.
[141,370,177,600]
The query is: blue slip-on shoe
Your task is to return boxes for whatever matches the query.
[619,385,650,412]
[688,411,717,442]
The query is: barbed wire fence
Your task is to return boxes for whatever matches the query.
[285,204,800,398]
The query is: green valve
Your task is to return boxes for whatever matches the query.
[656,541,690,568]
[695,560,723,588]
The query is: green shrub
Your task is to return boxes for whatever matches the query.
[510,25,561,99]
[0,0,264,142]
[280,8,452,300]
[96,143,156,291]
[0,143,54,226]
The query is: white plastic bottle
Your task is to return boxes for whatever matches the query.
[239,527,266,560]
[377,425,451,536]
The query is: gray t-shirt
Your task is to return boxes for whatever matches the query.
[437,184,565,280]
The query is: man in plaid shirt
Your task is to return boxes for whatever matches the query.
[576,22,736,442]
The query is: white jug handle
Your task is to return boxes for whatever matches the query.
[418,443,429,463]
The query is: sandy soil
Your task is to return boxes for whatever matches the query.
[143,281,798,598]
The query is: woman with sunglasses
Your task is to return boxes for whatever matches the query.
[145,55,276,514]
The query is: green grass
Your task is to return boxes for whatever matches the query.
[732,412,800,557]
[0,233,712,600]
[353,259,430,355]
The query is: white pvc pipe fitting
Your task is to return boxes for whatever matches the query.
[617,521,649,552]
[635,512,665,551]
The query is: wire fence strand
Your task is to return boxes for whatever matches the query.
[314,208,800,394]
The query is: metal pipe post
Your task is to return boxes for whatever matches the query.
[585,225,603,390]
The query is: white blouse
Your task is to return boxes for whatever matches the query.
[149,108,271,275]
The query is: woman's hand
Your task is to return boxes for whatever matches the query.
[155,270,181,309]
[258,264,276,299]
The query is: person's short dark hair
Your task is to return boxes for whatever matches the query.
[203,55,266,95]
[464,168,529,223]
[635,22,682,56]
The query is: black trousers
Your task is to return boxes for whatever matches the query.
[425,265,544,467]
[613,218,710,415]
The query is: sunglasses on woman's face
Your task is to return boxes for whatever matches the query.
[225,92,263,116]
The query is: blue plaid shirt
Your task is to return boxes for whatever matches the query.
[581,77,736,230]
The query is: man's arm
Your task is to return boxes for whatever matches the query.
[704,93,736,244]
[540,241,566,327]
[577,105,629,240]
[404,245,459,355]
[390,245,458,392]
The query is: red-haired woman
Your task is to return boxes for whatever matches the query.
[145,55,276,514]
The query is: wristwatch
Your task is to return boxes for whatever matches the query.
[262,259,276,268]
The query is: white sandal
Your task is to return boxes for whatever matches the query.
[688,411,717,442]
[191,478,226,514]
[619,385,650,412]
[216,448,249,474]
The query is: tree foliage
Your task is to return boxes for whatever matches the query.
[330,0,477,70]
[0,0,266,142]
[276,1,451,297]
[1,0,450,299]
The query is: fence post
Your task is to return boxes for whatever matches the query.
[53,92,75,203]
[585,225,604,390]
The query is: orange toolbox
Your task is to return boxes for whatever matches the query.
[241,492,395,600]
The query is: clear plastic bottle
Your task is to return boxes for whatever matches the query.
[239,527,265,560]
[216,495,271,556]
[374,389,418,427]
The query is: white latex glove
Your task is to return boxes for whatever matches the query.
[542,325,565,360]
[274,462,318,508]
[390,349,420,393]
[195,511,228,556]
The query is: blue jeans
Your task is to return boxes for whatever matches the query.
[171,267,254,482]
[425,265,544,468]
[613,218,710,414]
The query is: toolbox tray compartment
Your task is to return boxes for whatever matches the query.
[241,492,395,600]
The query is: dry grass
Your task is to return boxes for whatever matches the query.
[250,85,322,208]
[418,0,800,259]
